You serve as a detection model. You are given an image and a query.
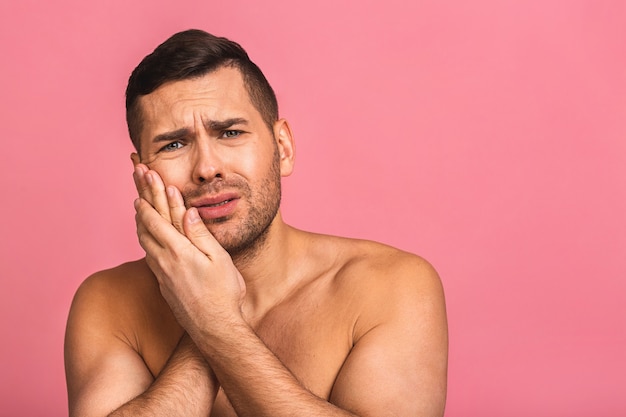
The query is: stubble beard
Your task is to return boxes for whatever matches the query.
[182,145,282,262]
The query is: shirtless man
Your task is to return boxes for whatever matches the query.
[64,29,448,417]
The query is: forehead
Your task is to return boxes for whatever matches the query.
[137,66,256,140]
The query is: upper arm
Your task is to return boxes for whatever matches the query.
[65,273,154,417]
[330,258,448,417]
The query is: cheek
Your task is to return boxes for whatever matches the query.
[220,145,260,176]
[243,149,275,182]
[238,152,260,176]
[148,158,191,188]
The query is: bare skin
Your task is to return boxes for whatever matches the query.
[64,67,448,417]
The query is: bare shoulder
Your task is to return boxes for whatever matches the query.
[66,259,180,374]
[67,258,183,350]
[316,236,448,415]
[337,238,440,283]
[73,259,158,307]
[300,232,446,337]
[331,238,443,304]
[69,260,160,331]
[65,260,181,415]
[74,258,156,298]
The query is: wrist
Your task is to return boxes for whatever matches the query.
[190,314,251,357]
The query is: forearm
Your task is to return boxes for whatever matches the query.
[109,334,218,417]
[194,320,358,417]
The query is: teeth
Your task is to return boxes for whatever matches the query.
[207,199,230,208]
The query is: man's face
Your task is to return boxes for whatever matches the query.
[133,66,293,255]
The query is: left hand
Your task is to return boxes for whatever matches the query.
[133,166,246,336]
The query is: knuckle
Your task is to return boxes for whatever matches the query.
[172,220,184,233]
[145,217,161,233]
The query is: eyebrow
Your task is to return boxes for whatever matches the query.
[206,118,248,131]
[152,128,191,143]
[151,118,249,143]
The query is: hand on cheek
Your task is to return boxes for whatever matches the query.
[133,197,246,332]
[166,185,187,234]
[131,160,246,330]
[133,164,175,224]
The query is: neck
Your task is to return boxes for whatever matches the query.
[232,212,303,319]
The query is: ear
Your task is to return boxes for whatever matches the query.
[130,152,141,166]
[273,119,295,177]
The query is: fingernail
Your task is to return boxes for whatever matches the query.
[188,208,201,223]
[146,172,153,185]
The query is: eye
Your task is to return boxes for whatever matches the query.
[222,130,242,139]
[160,141,184,152]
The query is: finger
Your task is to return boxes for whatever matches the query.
[134,198,166,253]
[133,164,173,224]
[145,170,172,224]
[167,185,187,234]
[183,208,223,258]
[135,197,187,250]
[134,200,179,290]
[133,164,151,203]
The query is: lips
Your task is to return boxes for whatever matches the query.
[190,193,240,220]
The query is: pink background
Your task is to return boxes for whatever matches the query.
[1,1,625,416]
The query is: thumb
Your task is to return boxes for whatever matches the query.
[183,207,222,256]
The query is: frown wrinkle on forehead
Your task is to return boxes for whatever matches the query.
[138,67,264,151]
[150,117,249,144]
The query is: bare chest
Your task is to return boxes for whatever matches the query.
[142,289,355,416]
[210,302,354,416]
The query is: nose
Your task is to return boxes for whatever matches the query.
[191,140,223,184]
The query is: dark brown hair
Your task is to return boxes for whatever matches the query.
[125,29,279,151]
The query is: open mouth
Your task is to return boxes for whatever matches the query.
[205,199,233,208]
[195,197,239,220]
